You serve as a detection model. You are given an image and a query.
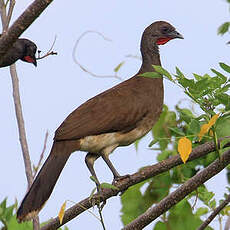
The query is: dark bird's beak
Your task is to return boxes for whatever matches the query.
[168,30,184,39]
[32,57,37,67]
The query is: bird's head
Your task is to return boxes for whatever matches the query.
[142,21,183,50]
[20,39,37,67]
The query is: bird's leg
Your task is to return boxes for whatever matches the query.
[85,153,107,208]
[85,153,101,191]
[101,152,130,183]
[101,153,120,179]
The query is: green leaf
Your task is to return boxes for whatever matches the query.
[193,73,203,81]
[0,198,7,210]
[144,172,171,203]
[220,62,230,73]
[178,78,195,88]
[168,199,213,230]
[90,176,98,183]
[168,127,184,136]
[148,139,158,147]
[121,181,147,225]
[139,71,162,78]
[100,183,119,190]
[195,207,209,217]
[153,221,167,230]
[211,68,227,83]
[114,61,125,73]
[197,186,215,206]
[157,150,173,161]
[218,22,230,35]
[209,199,216,209]
[175,67,185,78]
[220,138,230,149]
[153,65,173,81]
[188,119,200,134]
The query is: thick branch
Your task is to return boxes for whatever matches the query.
[0,0,53,63]
[197,194,230,230]
[41,138,229,230]
[123,149,230,230]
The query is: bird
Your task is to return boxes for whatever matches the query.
[0,38,37,67]
[16,21,183,222]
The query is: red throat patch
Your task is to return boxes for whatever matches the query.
[24,55,34,63]
[156,38,172,45]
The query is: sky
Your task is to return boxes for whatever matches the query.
[1,0,230,229]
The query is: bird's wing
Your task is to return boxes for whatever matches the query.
[54,77,149,141]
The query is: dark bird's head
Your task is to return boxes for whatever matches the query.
[141,21,183,52]
[19,39,37,67]
[0,38,37,68]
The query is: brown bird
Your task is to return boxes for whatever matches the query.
[0,38,37,67]
[17,21,183,222]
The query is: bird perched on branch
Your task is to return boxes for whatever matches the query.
[17,21,183,222]
[0,38,37,67]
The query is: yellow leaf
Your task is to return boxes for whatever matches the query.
[178,137,192,163]
[198,113,220,141]
[198,124,210,141]
[209,129,214,136]
[208,113,220,127]
[58,201,66,224]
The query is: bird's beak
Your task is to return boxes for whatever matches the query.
[32,57,37,67]
[167,30,184,39]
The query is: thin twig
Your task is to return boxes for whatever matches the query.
[37,35,58,60]
[5,0,15,29]
[0,0,7,31]
[192,189,198,210]
[72,30,122,81]
[33,131,49,176]
[197,194,230,230]
[97,204,106,230]
[41,138,230,230]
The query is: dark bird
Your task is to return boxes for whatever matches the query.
[17,21,183,222]
[0,38,37,67]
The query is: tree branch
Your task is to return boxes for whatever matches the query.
[40,138,230,230]
[0,0,54,63]
[10,65,33,186]
[122,149,230,230]
[197,194,230,230]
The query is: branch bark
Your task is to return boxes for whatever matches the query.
[122,149,230,230]
[40,138,229,230]
[0,0,54,64]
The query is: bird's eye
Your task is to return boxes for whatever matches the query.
[161,26,170,34]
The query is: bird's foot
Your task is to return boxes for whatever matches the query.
[90,188,107,210]
[112,174,131,195]
[112,174,131,184]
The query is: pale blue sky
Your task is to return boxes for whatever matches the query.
[1,0,230,229]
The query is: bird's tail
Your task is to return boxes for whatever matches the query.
[17,141,72,222]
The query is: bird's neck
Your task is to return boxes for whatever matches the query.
[137,40,161,75]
